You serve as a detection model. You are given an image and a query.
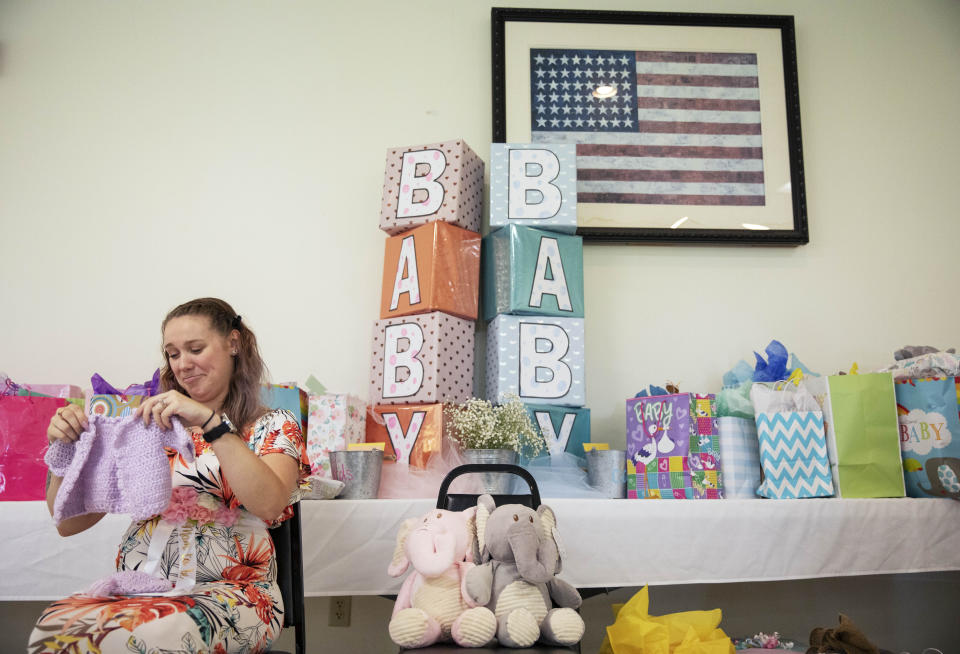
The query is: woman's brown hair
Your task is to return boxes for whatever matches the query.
[160,298,269,432]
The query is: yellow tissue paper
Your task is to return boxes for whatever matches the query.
[599,587,735,654]
[786,367,805,386]
[584,443,610,451]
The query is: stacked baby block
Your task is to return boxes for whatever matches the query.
[484,144,590,460]
[370,140,483,467]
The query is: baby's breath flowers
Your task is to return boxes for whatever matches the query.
[445,394,543,457]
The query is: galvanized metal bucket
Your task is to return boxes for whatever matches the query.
[586,449,627,498]
[462,449,518,494]
[330,450,382,499]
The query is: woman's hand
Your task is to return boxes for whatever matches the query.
[47,403,89,444]
[135,391,214,430]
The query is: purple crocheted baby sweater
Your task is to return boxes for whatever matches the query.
[44,415,195,523]
[87,570,173,597]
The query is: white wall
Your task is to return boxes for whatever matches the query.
[2,0,959,650]
[2,0,958,447]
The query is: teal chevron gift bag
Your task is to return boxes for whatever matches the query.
[751,383,834,499]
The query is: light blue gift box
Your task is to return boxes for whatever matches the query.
[482,224,584,322]
[486,314,585,407]
[489,143,577,234]
[524,403,591,463]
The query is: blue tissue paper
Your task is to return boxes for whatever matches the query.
[753,340,789,382]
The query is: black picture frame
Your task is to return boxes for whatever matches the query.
[492,7,808,245]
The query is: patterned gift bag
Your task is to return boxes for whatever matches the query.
[626,393,723,499]
[717,416,762,499]
[894,376,960,499]
[306,393,366,478]
[87,394,144,417]
[755,411,833,499]
[751,381,834,499]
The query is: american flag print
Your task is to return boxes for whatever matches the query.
[530,48,765,206]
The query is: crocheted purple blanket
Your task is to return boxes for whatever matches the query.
[45,415,195,523]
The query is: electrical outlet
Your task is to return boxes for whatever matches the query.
[328,596,351,627]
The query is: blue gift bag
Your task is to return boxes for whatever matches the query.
[894,376,960,499]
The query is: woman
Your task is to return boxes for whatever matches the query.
[28,298,310,654]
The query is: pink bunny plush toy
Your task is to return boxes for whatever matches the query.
[387,507,497,648]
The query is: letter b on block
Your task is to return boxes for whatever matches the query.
[370,312,475,406]
[509,149,562,219]
[490,143,577,234]
[380,140,485,235]
[382,323,425,399]
[397,149,446,218]
[519,322,571,399]
[485,314,585,407]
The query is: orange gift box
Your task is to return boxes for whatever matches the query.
[380,221,480,321]
[367,403,443,469]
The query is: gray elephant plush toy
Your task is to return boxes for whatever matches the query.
[463,494,585,648]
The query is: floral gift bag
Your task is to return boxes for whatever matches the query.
[307,393,366,478]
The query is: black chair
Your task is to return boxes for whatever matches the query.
[398,463,580,653]
[437,463,541,511]
[269,501,306,654]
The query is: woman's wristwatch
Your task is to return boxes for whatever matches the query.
[202,413,237,443]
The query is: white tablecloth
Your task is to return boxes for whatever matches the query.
[3,498,959,600]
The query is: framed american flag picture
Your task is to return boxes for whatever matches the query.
[492,8,808,245]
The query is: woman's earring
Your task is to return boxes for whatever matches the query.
[231,350,237,356]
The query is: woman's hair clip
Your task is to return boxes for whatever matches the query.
[231,314,243,329]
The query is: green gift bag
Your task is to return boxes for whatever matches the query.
[805,372,906,498]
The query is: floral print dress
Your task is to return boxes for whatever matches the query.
[28,409,310,654]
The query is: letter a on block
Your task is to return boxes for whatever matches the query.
[383,323,425,399]
[397,149,447,218]
[519,322,571,399]
[535,411,576,456]
[508,149,562,220]
[529,236,572,311]
[390,235,422,310]
[381,410,426,465]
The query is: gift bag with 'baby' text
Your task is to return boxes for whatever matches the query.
[625,393,722,499]
[894,376,960,499]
